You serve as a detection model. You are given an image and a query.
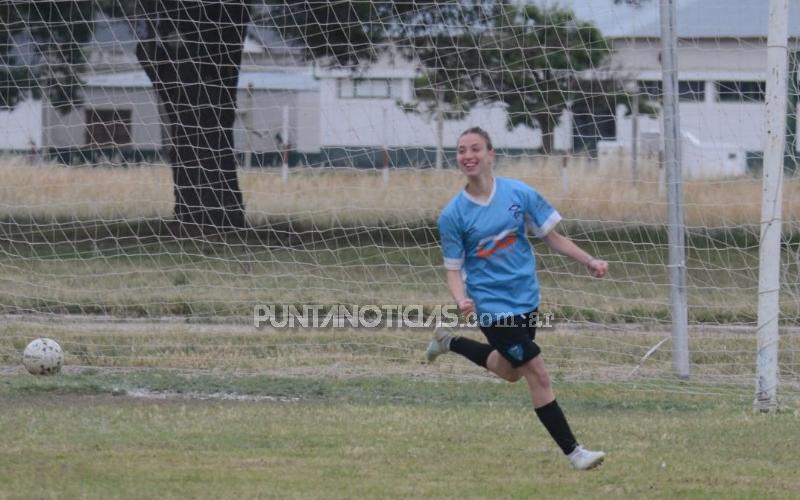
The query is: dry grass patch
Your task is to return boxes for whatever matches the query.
[2,155,799,228]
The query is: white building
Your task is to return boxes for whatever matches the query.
[544,0,800,177]
[314,58,555,166]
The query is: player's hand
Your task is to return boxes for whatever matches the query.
[586,258,608,278]
[457,298,475,315]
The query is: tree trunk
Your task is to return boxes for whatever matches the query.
[136,0,248,232]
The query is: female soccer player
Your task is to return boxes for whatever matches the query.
[427,126,608,470]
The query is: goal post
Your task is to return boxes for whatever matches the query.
[659,0,690,380]
[755,0,790,411]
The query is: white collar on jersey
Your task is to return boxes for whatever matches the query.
[461,177,496,207]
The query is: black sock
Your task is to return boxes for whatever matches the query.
[534,399,578,455]
[449,337,493,368]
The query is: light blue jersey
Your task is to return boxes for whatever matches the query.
[438,177,561,319]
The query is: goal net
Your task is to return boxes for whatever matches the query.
[0,0,798,399]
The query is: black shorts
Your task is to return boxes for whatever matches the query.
[479,309,541,368]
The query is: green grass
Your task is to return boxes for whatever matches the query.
[4,318,799,384]
[0,231,791,323]
[1,372,799,499]
[1,318,798,498]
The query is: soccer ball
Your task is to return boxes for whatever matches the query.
[22,338,64,375]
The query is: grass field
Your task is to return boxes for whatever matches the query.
[3,317,800,384]
[2,157,800,497]
[1,233,796,323]
[2,368,800,499]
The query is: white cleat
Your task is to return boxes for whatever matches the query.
[425,327,454,362]
[568,445,606,471]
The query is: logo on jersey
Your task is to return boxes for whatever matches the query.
[476,228,517,258]
[508,203,522,221]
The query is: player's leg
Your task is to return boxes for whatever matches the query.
[427,326,529,382]
[517,354,555,407]
[485,349,522,382]
[479,311,542,383]
[483,326,579,456]
[517,355,605,470]
[482,311,606,470]
[425,326,494,368]
[427,310,539,375]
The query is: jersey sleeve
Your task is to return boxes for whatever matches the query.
[523,185,562,238]
[437,212,465,270]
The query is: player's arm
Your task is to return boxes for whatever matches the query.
[439,211,475,315]
[540,230,608,278]
[446,269,474,315]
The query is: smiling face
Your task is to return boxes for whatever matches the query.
[456,133,495,179]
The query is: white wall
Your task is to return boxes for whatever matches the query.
[610,84,752,179]
[44,104,84,148]
[614,83,767,155]
[45,87,162,149]
[0,99,42,149]
[610,39,771,154]
[317,76,573,151]
[295,90,320,153]
[313,54,574,151]
[610,38,769,75]
[234,88,320,155]
[236,89,292,154]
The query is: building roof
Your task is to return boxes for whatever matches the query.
[84,70,319,91]
[535,0,800,39]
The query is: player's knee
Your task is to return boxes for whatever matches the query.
[520,359,550,388]
[535,369,551,390]
[502,371,522,383]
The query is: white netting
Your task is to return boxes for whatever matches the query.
[0,1,798,397]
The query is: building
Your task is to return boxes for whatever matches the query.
[543,0,800,178]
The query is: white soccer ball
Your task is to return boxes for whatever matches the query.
[22,338,64,375]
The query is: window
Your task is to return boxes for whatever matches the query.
[637,80,662,99]
[638,80,705,102]
[85,109,132,147]
[679,81,705,102]
[338,78,393,99]
[716,81,766,102]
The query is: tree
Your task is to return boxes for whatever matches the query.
[134,0,250,231]
[1,1,250,232]
[0,1,93,111]
[395,2,614,155]
[488,4,609,154]
[393,1,499,167]
[260,1,432,65]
